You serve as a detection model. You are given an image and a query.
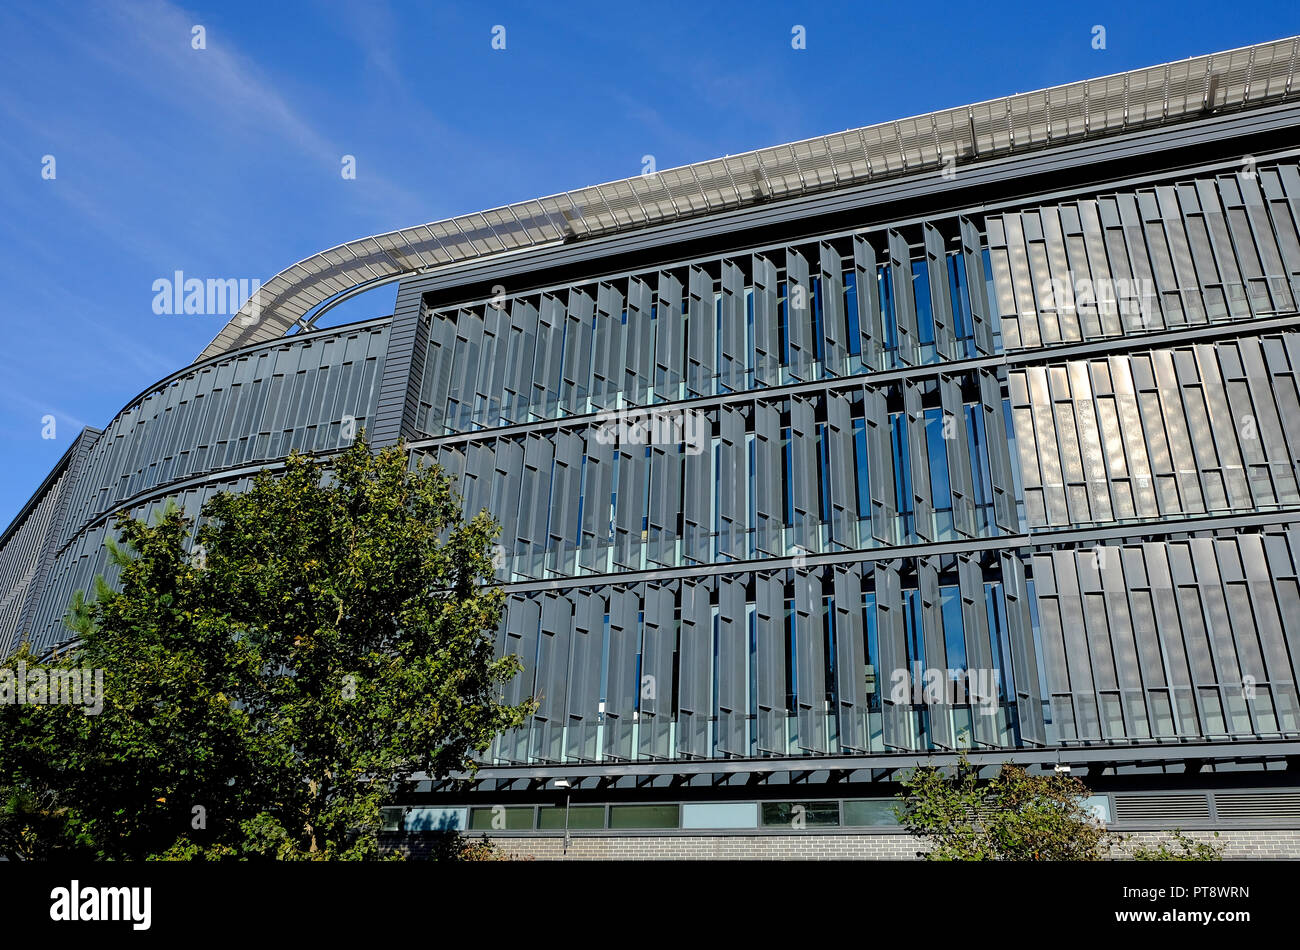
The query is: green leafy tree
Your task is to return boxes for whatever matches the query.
[896,751,1117,860]
[1130,829,1225,861]
[0,436,534,860]
[897,751,1224,861]
[410,831,528,862]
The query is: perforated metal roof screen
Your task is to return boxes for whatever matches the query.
[197,35,1300,364]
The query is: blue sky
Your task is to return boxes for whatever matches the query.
[0,0,1297,526]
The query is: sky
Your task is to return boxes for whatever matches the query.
[0,0,1297,527]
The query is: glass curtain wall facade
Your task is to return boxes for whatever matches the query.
[403,162,1300,764]
[0,321,390,655]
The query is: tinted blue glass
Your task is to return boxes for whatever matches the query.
[853,417,870,516]
[824,594,836,701]
[981,248,1001,350]
[811,276,825,362]
[864,591,880,712]
[878,265,898,365]
[1025,579,1051,704]
[746,289,755,374]
[817,422,830,521]
[748,436,757,556]
[785,598,796,706]
[966,406,993,505]
[941,585,967,672]
[574,456,586,544]
[911,260,935,347]
[904,588,925,669]
[966,405,995,533]
[681,298,690,384]
[891,413,913,537]
[712,611,720,709]
[984,582,1013,700]
[610,453,620,541]
[948,253,974,357]
[844,271,861,356]
[715,293,724,391]
[783,426,794,524]
[778,280,790,365]
[924,408,952,511]
[749,606,758,717]
[714,440,721,534]
[600,611,611,703]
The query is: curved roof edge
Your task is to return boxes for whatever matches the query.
[198,34,1300,364]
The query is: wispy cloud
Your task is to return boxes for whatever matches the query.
[0,385,90,435]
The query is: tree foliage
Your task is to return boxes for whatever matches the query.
[896,751,1117,860]
[896,751,1223,861]
[0,437,534,860]
[1129,829,1225,861]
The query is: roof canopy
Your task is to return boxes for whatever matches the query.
[198,35,1300,363]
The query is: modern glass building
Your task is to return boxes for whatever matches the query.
[5,37,1300,857]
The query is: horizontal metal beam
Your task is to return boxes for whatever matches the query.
[487,508,1300,595]
[440,739,1300,785]
[405,312,1300,452]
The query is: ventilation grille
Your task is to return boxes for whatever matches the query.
[1113,794,1211,821]
[1214,793,1300,821]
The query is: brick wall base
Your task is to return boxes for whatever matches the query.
[1114,829,1300,860]
[383,829,1300,860]
[490,834,926,860]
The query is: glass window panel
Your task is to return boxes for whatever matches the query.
[878,265,899,366]
[1149,689,1176,737]
[911,259,936,351]
[1273,684,1299,733]
[681,802,759,829]
[608,804,680,829]
[941,585,967,672]
[843,799,900,826]
[904,588,925,669]
[760,801,840,827]
[925,408,952,512]
[947,252,974,356]
[853,417,870,517]
[469,806,534,831]
[538,805,605,830]
[1200,688,1227,735]
[1223,688,1252,735]
[404,807,467,832]
[1081,795,1111,824]
[1253,687,1278,734]
[1099,692,1125,738]
[891,413,913,536]
[844,271,861,357]
[865,591,881,713]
